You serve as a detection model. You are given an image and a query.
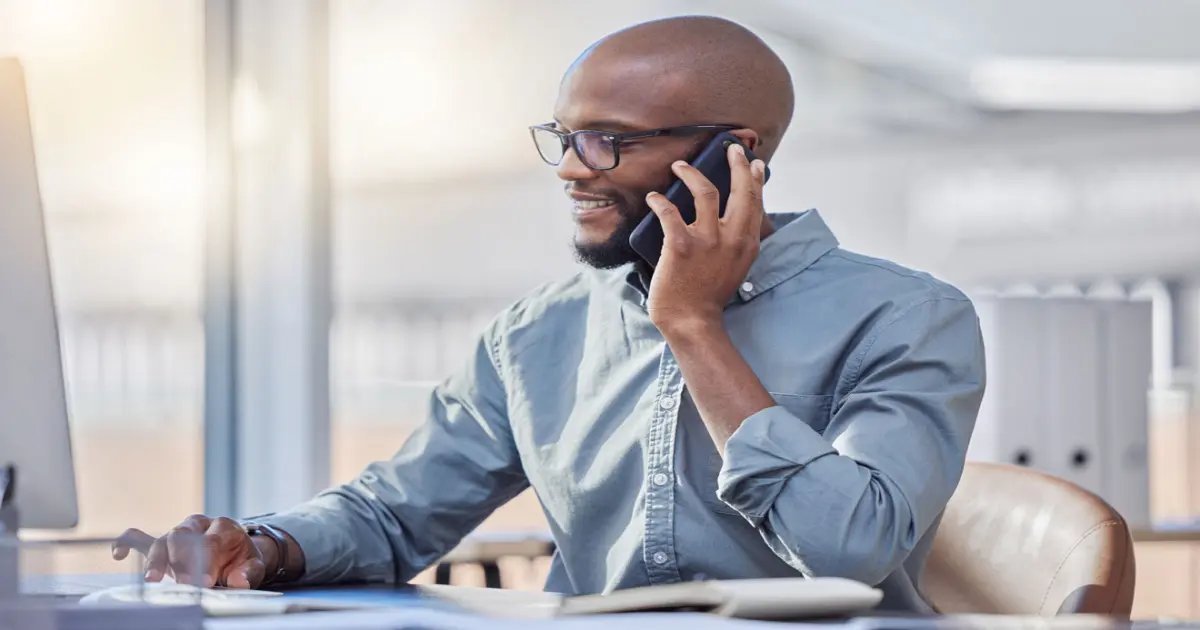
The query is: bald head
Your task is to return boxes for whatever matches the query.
[552,16,794,270]
[562,16,795,160]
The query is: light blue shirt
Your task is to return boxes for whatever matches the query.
[259,209,986,612]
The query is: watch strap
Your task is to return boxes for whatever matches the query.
[242,521,298,586]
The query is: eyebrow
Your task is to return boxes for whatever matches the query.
[553,118,643,134]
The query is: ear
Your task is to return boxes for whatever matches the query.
[729,129,761,153]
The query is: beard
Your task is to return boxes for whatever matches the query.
[571,197,651,269]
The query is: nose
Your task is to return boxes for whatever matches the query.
[556,146,597,182]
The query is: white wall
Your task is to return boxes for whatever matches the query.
[328,114,1200,306]
[30,1,1200,312]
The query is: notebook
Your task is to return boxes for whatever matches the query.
[429,577,883,621]
[79,577,883,621]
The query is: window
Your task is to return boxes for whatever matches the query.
[326,1,573,546]
[1,0,207,563]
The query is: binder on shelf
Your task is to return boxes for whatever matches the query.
[967,294,1152,530]
[969,297,1047,470]
[1097,300,1152,530]
[1044,298,1104,495]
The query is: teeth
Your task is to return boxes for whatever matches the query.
[575,200,615,210]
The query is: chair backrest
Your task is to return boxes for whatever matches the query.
[920,462,1136,617]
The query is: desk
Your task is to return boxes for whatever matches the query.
[1128,530,1200,618]
[1132,528,1200,543]
[16,574,1195,630]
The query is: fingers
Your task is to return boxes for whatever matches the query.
[157,514,210,585]
[669,159,720,231]
[144,537,170,582]
[205,517,253,588]
[225,557,267,590]
[112,526,170,581]
[645,191,689,242]
[115,515,261,588]
[112,528,155,561]
[725,142,765,234]
[747,160,767,238]
[166,527,209,585]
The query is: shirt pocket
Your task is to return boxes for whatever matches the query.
[703,392,835,516]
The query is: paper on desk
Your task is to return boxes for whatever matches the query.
[841,615,1139,630]
[203,607,851,630]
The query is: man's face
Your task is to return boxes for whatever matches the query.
[551,59,707,269]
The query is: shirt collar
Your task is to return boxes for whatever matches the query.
[737,208,838,301]
[616,208,839,305]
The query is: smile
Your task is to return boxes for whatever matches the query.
[572,199,618,218]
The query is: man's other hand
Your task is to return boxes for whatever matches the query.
[112,515,271,589]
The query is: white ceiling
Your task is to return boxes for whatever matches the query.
[8,0,1200,199]
[754,0,1200,58]
[707,0,1200,113]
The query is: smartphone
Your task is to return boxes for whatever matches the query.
[629,132,771,268]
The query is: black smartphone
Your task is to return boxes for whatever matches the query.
[629,132,771,267]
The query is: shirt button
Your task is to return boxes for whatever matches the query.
[741,281,754,293]
[653,552,669,565]
[652,473,669,487]
[660,398,676,410]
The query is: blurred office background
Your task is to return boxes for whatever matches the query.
[3,0,1200,616]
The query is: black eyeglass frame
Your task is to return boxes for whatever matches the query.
[529,123,740,171]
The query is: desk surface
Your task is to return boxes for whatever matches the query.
[1131,528,1200,543]
[16,573,1196,630]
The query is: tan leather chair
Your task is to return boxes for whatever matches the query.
[920,462,1136,617]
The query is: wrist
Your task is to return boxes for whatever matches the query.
[655,314,726,344]
[244,522,301,585]
[250,535,281,575]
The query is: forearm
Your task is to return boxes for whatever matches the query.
[715,411,920,584]
[660,319,776,453]
[257,326,524,586]
[764,467,915,584]
[257,484,413,585]
[663,320,917,582]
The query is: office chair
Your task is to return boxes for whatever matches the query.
[920,461,1136,617]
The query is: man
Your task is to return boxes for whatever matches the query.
[114,15,985,612]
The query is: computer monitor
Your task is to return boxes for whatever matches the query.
[0,58,79,531]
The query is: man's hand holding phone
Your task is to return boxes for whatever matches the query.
[645,142,767,337]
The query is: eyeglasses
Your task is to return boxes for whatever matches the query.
[529,123,738,171]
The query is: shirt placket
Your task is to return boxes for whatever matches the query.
[643,344,684,585]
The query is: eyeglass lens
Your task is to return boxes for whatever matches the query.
[532,128,617,170]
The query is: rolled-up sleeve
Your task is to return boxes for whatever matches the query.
[716,296,985,586]
[254,317,528,586]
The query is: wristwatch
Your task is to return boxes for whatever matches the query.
[242,521,299,586]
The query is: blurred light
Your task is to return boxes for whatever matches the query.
[1081,160,1200,225]
[231,75,269,152]
[1045,284,1085,298]
[1000,284,1041,297]
[908,165,1073,240]
[0,0,101,61]
[1129,279,1174,391]
[1085,280,1126,300]
[971,57,1200,113]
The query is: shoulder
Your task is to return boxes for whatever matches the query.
[811,249,979,388]
[805,248,981,364]
[481,268,611,349]
[818,250,983,378]
[818,248,972,309]
[802,247,977,338]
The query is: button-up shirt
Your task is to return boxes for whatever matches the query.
[260,209,986,612]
